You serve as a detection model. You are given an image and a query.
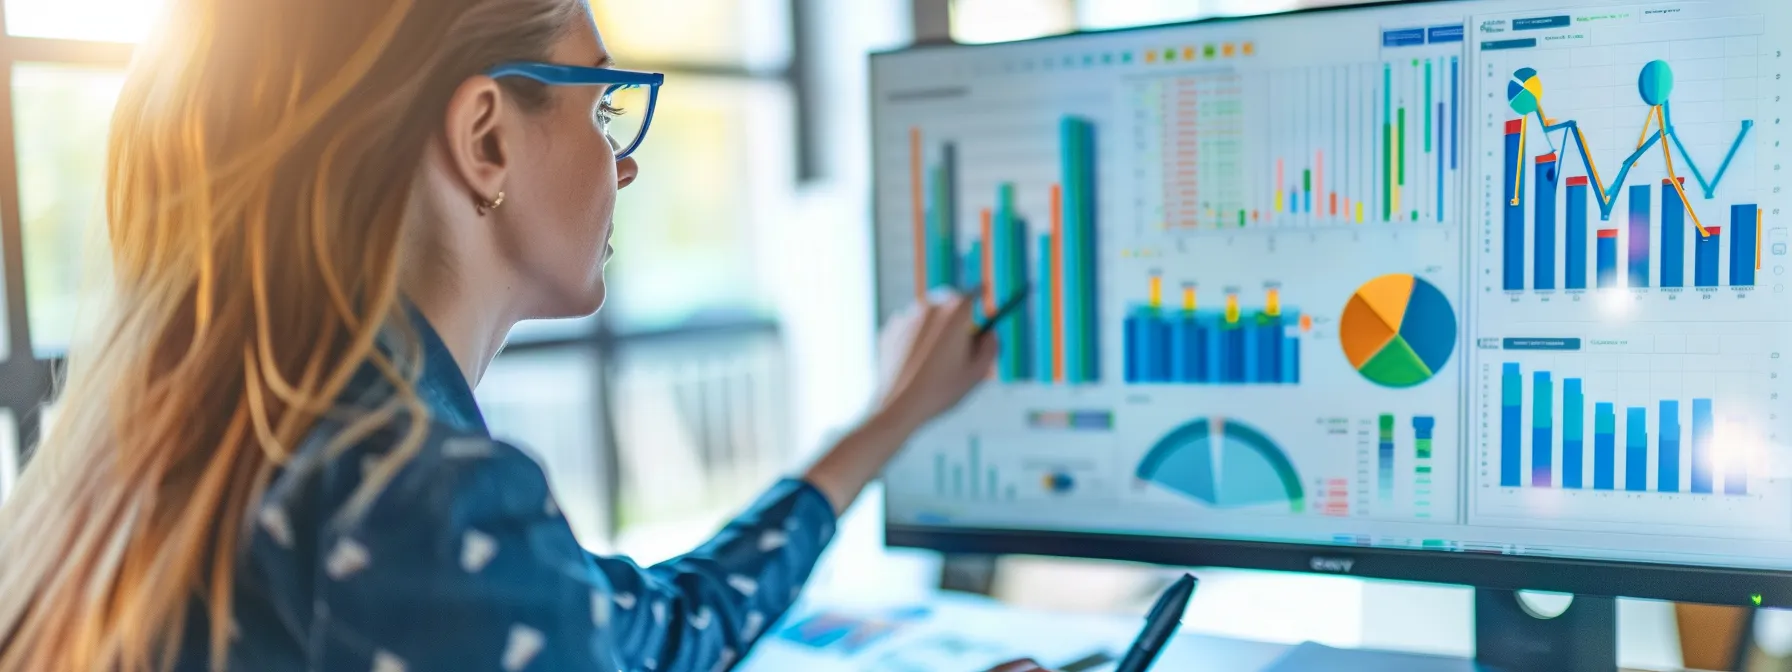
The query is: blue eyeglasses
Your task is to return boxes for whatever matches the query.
[487,62,665,161]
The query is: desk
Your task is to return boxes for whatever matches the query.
[738,594,1683,671]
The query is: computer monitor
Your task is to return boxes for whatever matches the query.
[869,0,1792,656]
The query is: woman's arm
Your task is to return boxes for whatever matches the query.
[803,292,998,514]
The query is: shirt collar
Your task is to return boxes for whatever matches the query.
[402,304,490,435]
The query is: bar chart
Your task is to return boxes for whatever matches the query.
[1357,414,1439,519]
[1483,55,1765,294]
[1128,35,1462,230]
[927,435,1116,503]
[1121,279,1305,385]
[908,117,1102,384]
[1490,361,1759,497]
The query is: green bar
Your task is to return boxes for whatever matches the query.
[1379,414,1395,440]
[1383,64,1392,222]
[1397,107,1407,186]
[930,165,949,286]
[1417,466,1434,473]
[1416,440,1433,459]
[1303,169,1312,193]
[1165,48,1177,61]
[1203,44,1216,59]
[1238,209,1246,228]
[1424,59,1434,153]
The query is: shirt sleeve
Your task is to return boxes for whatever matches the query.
[591,479,838,672]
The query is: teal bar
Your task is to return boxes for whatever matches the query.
[1036,234,1055,381]
[995,183,1018,381]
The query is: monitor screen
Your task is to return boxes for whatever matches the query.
[870,0,1792,576]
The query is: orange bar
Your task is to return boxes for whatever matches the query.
[1051,184,1065,383]
[981,208,995,316]
[1331,192,1339,217]
[910,128,926,302]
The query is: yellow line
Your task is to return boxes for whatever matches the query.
[1575,124,1610,210]
[1634,109,1655,150]
[1657,109,1710,237]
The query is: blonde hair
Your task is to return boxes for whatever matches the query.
[0,0,583,669]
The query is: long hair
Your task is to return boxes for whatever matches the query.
[0,0,584,668]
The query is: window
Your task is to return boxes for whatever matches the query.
[593,0,792,74]
[0,409,15,502]
[3,0,165,43]
[13,63,124,356]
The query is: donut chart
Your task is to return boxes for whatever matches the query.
[1340,274,1457,388]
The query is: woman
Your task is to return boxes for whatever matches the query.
[0,0,1061,670]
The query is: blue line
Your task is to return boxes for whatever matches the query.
[1450,56,1459,171]
[1662,102,1753,199]
[1539,103,1751,221]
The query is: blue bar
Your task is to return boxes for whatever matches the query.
[1628,184,1651,288]
[1154,318,1182,381]
[1626,407,1648,492]
[1692,399,1714,493]
[1563,379,1584,489]
[1450,57,1460,171]
[1482,38,1539,51]
[1036,235,1055,381]
[1242,321,1261,384]
[1501,363,1522,487]
[1282,334,1300,384]
[1532,371,1554,487]
[1696,227,1722,287]
[1659,400,1681,493]
[1260,321,1280,384]
[1225,327,1246,383]
[1597,231,1619,288]
[963,243,983,294]
[1732,204,1758,287]
[994,184,1016,381]
[1122,314,1142,383]
[1169,317,1192,383]
[1428,24,1465,43]
[1566,179,1588,289]
[1503,122,1525,290]
[1195,322,1214,383]
[1383,28,1427,47]
[1437,102,1446,223]
[1725,409,1748,495]
[1661,181,1685,288]
[1595,403,1616,490]
[1203,322,1222,384]
[1010,216,1032,380]
[1515,15,1571,30]
[1535,155,1559,290]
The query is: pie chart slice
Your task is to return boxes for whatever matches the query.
[1136,417,1304,512]
[1339,274,1457,388]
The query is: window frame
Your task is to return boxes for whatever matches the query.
[0,4,813,546]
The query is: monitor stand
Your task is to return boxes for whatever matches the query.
[1472,589,1616,671]
[1267,589,1616,671]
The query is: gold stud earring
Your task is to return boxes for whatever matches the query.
[475,191,506,216]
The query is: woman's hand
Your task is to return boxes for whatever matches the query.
[874,291,1000,430]
[983,659,1061,672]
[802,292,999,514]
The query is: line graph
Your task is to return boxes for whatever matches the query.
[1504,61,1752,238]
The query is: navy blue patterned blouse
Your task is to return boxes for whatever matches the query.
[175,313,838,671]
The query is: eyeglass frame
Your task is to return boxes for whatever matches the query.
[486,62,666,161]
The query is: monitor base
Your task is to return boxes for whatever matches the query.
[1473,588,1616,672]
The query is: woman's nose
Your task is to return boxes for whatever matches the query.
[616,156,639,189]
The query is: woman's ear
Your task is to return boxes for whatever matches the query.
[443,76,511,207]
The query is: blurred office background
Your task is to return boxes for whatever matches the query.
[2,1,1787,669]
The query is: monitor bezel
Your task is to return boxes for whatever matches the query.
[868,0,1792,608]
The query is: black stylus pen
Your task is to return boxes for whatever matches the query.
[1113,573,1198,672]
[973,284,1032,339]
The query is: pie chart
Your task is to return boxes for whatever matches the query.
[1135,417,1304,512]
[1340,274,1457,388]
